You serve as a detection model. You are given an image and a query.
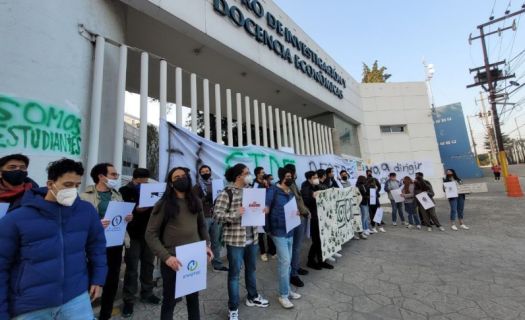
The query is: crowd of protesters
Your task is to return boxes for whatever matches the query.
[0,153,469,320]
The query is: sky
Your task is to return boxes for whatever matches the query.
[273,0,525,147]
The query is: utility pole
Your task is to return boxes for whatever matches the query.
[478,92,498,163]
[466,115,481,166]
[467,7,525,180]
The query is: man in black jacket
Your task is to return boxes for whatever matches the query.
[301,171,334,270]
[120,168,160,317]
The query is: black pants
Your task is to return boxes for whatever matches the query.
[99,245,123,320]
[308,216,323,264]
[160,263,200,320]
[369,205,383,227]
[123,237,155,304]
[258,233,276,255]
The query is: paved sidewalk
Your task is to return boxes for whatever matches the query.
[108,175,525,320]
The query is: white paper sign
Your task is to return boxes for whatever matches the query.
[103,201,135,247]
[373,207,384,224]
[390,188,404,203]
[257,226,265,233]
[241,188,266,227]
[443,182,458,198]
[458,183,488,194]
[369,188,377,204]
[0,203,9,219]
[284,197,301,233]
[416,192,435,210]
[175,240,207,298]
[138,183,166,208]
[212,179,225,202]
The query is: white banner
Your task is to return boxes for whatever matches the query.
[160,122,435,190]
[316,187,362,261]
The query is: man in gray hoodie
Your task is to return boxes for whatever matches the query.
[383,172,406,226]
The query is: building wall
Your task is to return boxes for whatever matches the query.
[434,103,483,178]
[359,82,445,197]
[0,0,126,186]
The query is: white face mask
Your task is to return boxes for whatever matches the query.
[312,178,320,186]
[52,186,78,207]
[105,178,120,189]
[244,174,254,186]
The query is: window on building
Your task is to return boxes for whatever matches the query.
[380,125,407,133]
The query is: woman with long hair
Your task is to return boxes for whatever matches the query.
[145,167,213,320]
[356,176,371,235]
[444,169,469,231]
[401,176,421,229]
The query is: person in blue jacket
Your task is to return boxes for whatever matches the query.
[265,167,302,310]
[0,158,107,319]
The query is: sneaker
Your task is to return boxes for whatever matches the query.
[370,228,378,234]
[333,252,342,258]
[392,222,397,226]
[353,235,360,240]
[289,291,302,300]
[416,225,422,230]
[320,262,334,269]
[278,296,294,309]
[140,295,161,305]
[403,221,409,226]
[379,227,386,233]
[460,224,470,230]
[326,257,336,262]
[359,233,368,239]
[297,268,309,276]
[307,261,322,270]
[122,303,133,318]
[290,276,304,287]
[213,266,229,272]
[427,227,433,232]
[439,226,445,232]
[407,224,413,229]
[364,229,371,236]
[451,224,458,231]
[246,294,269,308]
[228,309,239,320]
[271,254,278,259]
[261,254,268,262]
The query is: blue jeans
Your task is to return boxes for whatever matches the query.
[404,202,421,226]
[271,236,293,297]
[205,218,224,269]
[449,195,466,221]
[360,205,370,231]
[226,244,258,311]
[14,292,94,320]
[291,216,307,276]
[390,200,405,223]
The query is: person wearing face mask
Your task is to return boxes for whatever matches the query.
[283,164,310,288]
[146,167,213,320]
[266,167,302,309]
[339,170,351,188]
[384,172,406,226]
[119,168,160,318]
[301,171,334,271]
[192,165,229,272]
[0,153,39,212]
[443,169,469,231]
[214,163,269,320]
[0,158,107,319]
[251,167,276,262]
[80,162,133,320]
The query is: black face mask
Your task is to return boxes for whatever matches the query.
[201,173,211,181]
[172,177,190,192]
[341,176,348,181]
[284,179,293,187]
[2,170,28,186]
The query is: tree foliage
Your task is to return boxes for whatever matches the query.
[147,124,159,180]
[362,60,392,83]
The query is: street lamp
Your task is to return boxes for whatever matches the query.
[423,59,436,112]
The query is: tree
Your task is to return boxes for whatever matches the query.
[362,60,392,83]
[147,124,159,180]
[483,130,512,151]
